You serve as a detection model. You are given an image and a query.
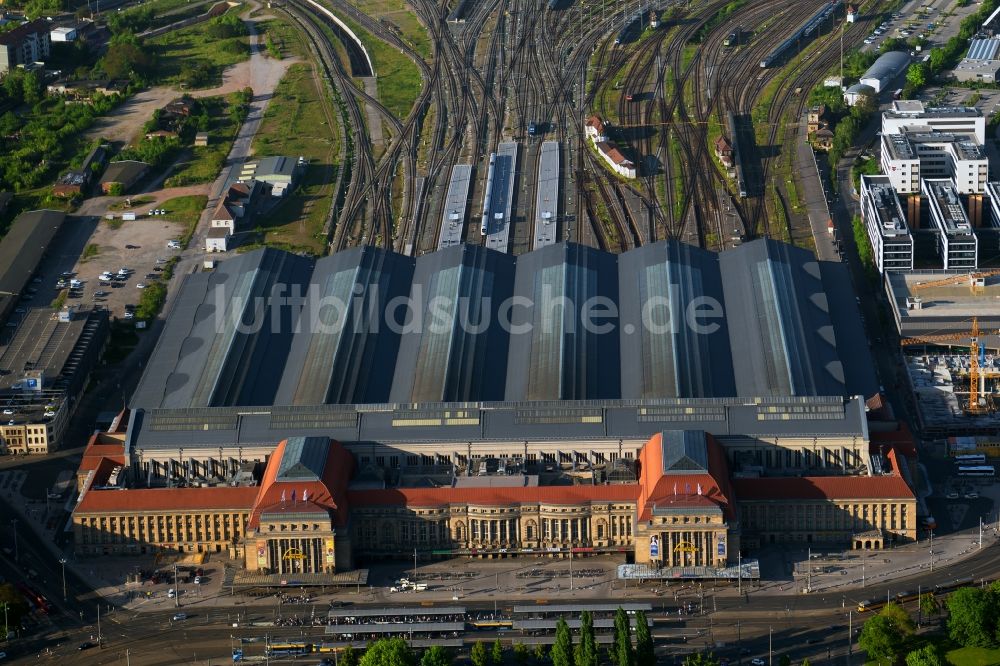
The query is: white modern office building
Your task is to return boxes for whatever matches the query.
[859,175,914,273]
[882,101,986,144]
[922,178,979,270]
[880,128,988,194]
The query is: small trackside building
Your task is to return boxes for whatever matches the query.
[584,115,636,178]
[860,175,914,273]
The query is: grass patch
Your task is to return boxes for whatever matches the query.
[109,196,155,211]
[159,194,208,245]
[50,290,67,310]
[332,13,423,120]
[681,45,698,72]
[946,646,1000,666]
[257,19,307,59]
[149,16,251,89]
[669,131,684,221]
[164,97,241,187]
[136,282,167,322]
[81,243,101,262]
[251,63,339,255]
[345,0,432,61]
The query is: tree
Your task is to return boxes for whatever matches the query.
[613,607,634,666]
[472,642,491,666]
[905,645,944,666]
[919,593,941,622]
[513,643,529,666]
[21,71,42,106]
[551,617,575,666]
[23,0,62,19]
[0,583,29,631]
[880,602,916,637]
[101,41,154,80]
[421,646,453,666]
[906,62,929,90]
[634,611,653,666]
[802,660,811,666]
[947,586,996,647]
[851,91,877,118]
[492,639,504,665]
[859,614,905,664]
[358,638,416,666]
[779,655,791,666]
[576,611,598,666]
[682,653,719,666]
[341,646,359,666]
[533,644,548,662]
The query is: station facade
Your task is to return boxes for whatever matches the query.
[72,428,917,575]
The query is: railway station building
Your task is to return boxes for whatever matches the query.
[72,427,917,572]
[68,240,919,574]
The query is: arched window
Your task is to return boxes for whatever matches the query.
[381,522,395,545]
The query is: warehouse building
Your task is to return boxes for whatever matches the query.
[955,38,1000,83]
[0,306,109,454]
[0,210,66,325]
[859,51,910,93]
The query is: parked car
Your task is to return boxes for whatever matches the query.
[172,612,187,621]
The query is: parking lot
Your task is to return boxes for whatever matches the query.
[860,0,981,54]
[58,213,186,321]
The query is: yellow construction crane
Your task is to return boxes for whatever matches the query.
[901,317,992,414]
[912,269,1000,294]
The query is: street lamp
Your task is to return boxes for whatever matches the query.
[59,558,67,601]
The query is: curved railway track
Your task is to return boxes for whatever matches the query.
[273,0,885,257]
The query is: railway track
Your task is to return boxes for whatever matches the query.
[271,0,887,258]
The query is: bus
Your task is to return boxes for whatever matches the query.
[955,454,987,465]
[958,465,995,477]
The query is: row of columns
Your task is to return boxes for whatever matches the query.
[266,537,326,574]
[656,530,721,567]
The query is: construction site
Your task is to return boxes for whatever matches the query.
[886,270,1000,437]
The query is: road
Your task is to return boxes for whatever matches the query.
[3,528,997,664]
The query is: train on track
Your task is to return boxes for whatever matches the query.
[614,11,644,45]
[856,577,984,614]
[760,0,842,68]
[727,112,748,198]
[723,28,741,47]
